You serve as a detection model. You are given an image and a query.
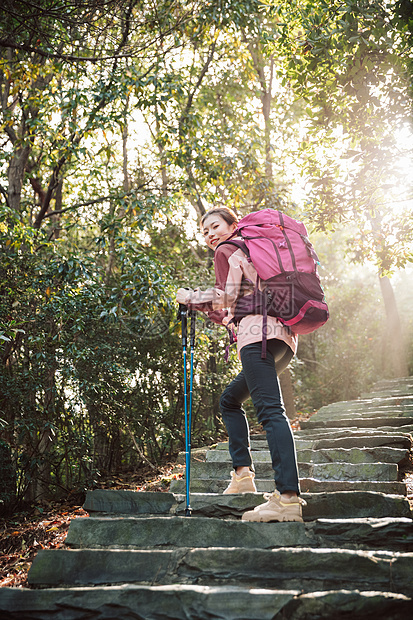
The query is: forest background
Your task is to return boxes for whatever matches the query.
[0,0,413,511]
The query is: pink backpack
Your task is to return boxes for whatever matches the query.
[221,209,329,356]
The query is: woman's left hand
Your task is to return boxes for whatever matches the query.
[176,288,192,304]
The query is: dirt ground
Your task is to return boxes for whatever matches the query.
[0,463,180,588]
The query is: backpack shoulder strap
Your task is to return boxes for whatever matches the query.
[218,238,249,257]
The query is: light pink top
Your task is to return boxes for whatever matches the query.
[187,244,298,356]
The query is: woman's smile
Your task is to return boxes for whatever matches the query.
[202,214,237,251]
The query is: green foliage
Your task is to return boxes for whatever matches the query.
[0,0,412,509]
[266,0,413,275]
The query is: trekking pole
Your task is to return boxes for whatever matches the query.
[178,303,191,517]
[187,308,196,513]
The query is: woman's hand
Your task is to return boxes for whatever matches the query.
[176,288,192,304]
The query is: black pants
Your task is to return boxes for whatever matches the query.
[219,339,300,495]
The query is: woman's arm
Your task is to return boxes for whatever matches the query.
[176,245,243,318]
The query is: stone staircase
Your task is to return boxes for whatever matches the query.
[1,377,413,618]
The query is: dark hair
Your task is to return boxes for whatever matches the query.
[200,207,238,228]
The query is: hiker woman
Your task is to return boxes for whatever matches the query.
[176,207,305,522]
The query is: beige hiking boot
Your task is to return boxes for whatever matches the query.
[241,490,306,522]
[223,470,257,494]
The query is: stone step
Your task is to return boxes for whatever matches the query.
[65,515,413,552]
[170,478,408,495]
[317,402,413,414]
[206,446,409,465]
[1,585,412,620]
[364,388,413,400]
[214,434,413,451]
[26,546,413,594]
[301,435,412,450]
[304,412,413,424]
[317,395,413,411]
[296,428,412,447]
[307,410,413,422]
[189,459,399,482]
[299,478,408,494]
[251,429,412,443]
[294,428,413,440]
[300,417,413,430]
[371,376,413,389]
[365,387,413,395]
[83,490,412,520]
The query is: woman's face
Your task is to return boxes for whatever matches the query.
[202,214,237,251]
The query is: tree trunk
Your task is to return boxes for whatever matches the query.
[88,402,108,474]
[0,440,16,512]
[122,96,130,194]
[379,275,408,378]
[50,178,63,239]
[247,38,296,418]
[34,356,57,501]
[7,144,31,211]
[105,99,130,284]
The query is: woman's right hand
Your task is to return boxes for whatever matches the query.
[176,288,192,305]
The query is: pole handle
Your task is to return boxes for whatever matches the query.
[178,303,188,347]
[189,309,196,348]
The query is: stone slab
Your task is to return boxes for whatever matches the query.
[239,428,412,440]
[83,489,411,520]
[173,493,265,518]
[362,390,413,400]
[312,517,413,550]
[190,460,399,482]
[0,585,299,620]
[308,435,412,450]
[299,479,407,495]
[173,491,412,520]
[170,478,408,495]
[279,589,413,620]
[214,435,412,451]
[299,491,412,520]
[302,462,399,481]
[66,515,313,550]
[313,411,413,423]
[206,447,409,465]
[65,515,413,552]
[170,478,264,494]
[316,401,413,412]
[245,429,413,441]
[297,446,409,465]
[371,376,413,390]
[83,490,176,515]
[26,547,413,594]
[317,395,413,411]
[294,428,413,440]
[4,586,410,620]
[83,490,264,518]
[300,417,413,430]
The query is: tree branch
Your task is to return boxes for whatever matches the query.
[129,430,158,471]
[179,36,218,135]
[41,182,158,218]
[0,19,189,63]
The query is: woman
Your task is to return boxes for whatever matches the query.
[176,207,305,522]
